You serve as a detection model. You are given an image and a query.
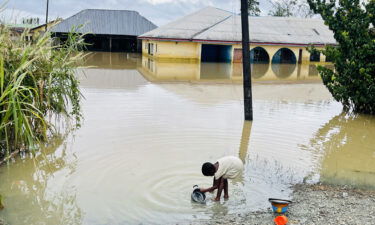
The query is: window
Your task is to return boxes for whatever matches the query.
[310,51,320,62]
[148,43,154,55]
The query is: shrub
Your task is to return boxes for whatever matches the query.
[0,26,86,161]
[307,0,375,114]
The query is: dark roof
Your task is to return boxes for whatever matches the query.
[52,9,157,36]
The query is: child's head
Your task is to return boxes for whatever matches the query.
[201,162,216,176]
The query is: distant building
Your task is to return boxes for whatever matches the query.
[52,9,157,52]
[139,7,336,64]
[30,19,63,40]
[5,24,36,41]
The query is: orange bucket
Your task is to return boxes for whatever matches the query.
[274,215,288,225]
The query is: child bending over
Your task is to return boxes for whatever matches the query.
[199,156,244,201]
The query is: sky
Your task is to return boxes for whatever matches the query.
[1,0,272,26]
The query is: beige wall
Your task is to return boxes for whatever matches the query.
[232,44,326,63]
[139,56,201,81]
[141,39,327,63]
[139,55,325,83]
[142,40,201,61]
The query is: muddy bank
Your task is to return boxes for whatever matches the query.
[190,184,375,225]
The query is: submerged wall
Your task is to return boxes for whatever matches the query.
[231,44,326,64]
[142,40,201,61]
[140,39,327,64]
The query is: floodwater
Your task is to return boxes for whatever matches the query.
[0,52,374,225]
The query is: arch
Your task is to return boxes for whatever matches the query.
[272,48,297,64]
[250,47,270,63]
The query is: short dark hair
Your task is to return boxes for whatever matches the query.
[202,162,215,176]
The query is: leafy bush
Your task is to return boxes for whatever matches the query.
[307,0,375,114]
[0,26,86,160]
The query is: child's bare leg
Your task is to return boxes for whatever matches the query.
[224,179,229,199]
[214,178,224,201]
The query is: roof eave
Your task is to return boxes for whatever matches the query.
[138,36,336,47]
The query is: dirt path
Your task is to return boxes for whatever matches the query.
[190,184,375,225]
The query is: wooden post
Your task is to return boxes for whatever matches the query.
[45,0,49,32]
[241,0,253,120]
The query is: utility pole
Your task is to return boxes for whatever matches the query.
[45,0,49,32]
[241,0,253,121]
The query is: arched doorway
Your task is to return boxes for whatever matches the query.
[272,48,296,64]
[250,47,270,63]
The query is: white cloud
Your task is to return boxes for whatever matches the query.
[2,0,274,27]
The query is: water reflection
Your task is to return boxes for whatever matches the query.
[239,121,252,163]
[309,65,319,77]
[272,63,296,79]
[84,52,140,69]
[309,113,375,188]
[0,136,82,224]
[139,56,328,83]
[200,63,232,80]
[251,63,269,79]
[0,52,358,225]
[78,52,147,89]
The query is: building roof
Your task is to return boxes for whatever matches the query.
[139,7,336,46]
[52,9,157,36]
[140,7,232,40]
[31,19,62,32]
[5,23,37,29]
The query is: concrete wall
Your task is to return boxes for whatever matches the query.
[141,39,327,63]
[142,40,201,61]
[139,56,201,81]
[139,55,326,83]
[231,44,326,63]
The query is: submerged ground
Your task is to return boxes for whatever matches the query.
[0,53,374,225]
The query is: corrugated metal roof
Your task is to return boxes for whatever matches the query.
[139,7,336,45]
[52,9,157,36]
[139,7,233,40]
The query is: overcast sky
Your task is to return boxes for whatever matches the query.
[2,0,272,26]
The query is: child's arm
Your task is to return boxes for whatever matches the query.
[200,177,220,193]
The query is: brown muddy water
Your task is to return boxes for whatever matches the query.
[0,52,374,225]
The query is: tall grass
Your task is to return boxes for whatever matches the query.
[0,25,86,162]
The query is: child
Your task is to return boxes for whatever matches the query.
[199,156,244,201]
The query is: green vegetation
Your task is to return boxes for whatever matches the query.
[0,194,4,210]
[307,0,375,114]
[0,26,86,162]
[248,0,261,16]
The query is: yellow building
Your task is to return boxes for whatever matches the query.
[139,7,336,64]
[138,55,331,83]
[29,19,62,40]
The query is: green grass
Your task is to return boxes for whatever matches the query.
[0,25,86,162]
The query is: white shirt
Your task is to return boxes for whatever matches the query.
[214,156,244,180]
